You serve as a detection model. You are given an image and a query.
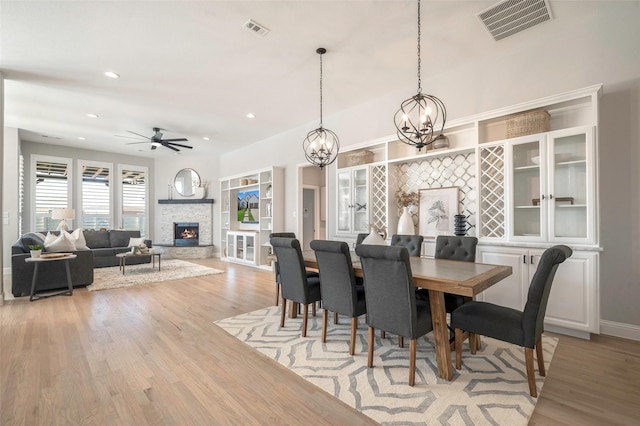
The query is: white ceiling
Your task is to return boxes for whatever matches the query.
[0,0,598,158]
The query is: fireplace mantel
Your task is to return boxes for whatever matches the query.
[158,199,214,204]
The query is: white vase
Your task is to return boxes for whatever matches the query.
[362,228,386,245]
[195,187,206,199]
[397,206,414,235]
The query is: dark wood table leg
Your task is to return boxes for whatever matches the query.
[29,263,40,302]
[429,289,454,380]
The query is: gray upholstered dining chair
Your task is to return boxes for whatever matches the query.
[310,240,366,355]
[452,245,572,397]
[355,244,433,386]
[270,232,318,306]
[434,235,479,313]
[390,234,425,257]
[270,237,322,338]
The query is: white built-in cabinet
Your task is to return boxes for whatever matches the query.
[226,231,257,265]
[505,126,595,244]
[329,84,602,337]
[220,166,283,269]
[336,166,370,234]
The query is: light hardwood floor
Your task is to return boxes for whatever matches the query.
[1,259,639,425]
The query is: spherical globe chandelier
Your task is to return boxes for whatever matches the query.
[303,48,340,169]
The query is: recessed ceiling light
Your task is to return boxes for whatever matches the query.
[104,71,120,78]
[203,137,210,141]
[87,113,99,118]
[246,113,256,119]
[78,136,86,140]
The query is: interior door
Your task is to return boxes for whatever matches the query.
[302,188,315,251]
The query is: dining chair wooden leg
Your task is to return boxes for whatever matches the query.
[280,298,287,327]
[334,312,339,324]
[455,328,463,370]
[349,317,357,355]
[312,302,316,317]
[525,347,538,397]
[380,330,386,339]
[275,282,280,306]
[322,309,328,343]
[469,332,477,354]
[536,336,546,376]
[398,336,404,348]
[409,338,417,386]
[302,304,309,337]
[367,327,375,368]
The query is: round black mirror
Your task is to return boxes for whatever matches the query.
[174,168,201,197]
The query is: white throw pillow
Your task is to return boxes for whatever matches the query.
[44,231,77,253]
[68,228,89,250]
[362,231,387,245]
[128,237,145,247]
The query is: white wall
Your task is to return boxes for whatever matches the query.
[2,127,19,274]
[218,3,640,328]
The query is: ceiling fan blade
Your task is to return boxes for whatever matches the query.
[125,141,151,145]
[166,142,193,149]
[163,144,180,152]
[115,134,147,140]
[127,130,151,139]
[161,138,188,143]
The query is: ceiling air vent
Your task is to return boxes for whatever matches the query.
[243,19,270,36]
[477,0,553,41]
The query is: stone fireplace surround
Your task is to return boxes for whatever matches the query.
[156,199,214,258]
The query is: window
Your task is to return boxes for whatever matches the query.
[33,156,72,232]
[80,161,112,229]
[120,165,148,236]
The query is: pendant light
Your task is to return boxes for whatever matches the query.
[303,47,340,169]
[394,0,447,151]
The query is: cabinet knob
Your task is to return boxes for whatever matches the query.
[541,194,546,200]
[549,194,554,199]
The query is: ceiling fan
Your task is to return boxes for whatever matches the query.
[117,127,192,152]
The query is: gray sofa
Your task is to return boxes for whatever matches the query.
[11,229,152,297]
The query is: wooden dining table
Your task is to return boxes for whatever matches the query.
[301,250,512,381]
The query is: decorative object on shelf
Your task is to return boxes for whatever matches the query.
[303,47,340,169]
[393,0,446,152]
[343,150,374,167]
[52,208,75,231]
[532,196,574,206]
[506,109,550,138]
[265,184,272,197]
[362,224,387,245]
[454,214,473,236]
[397,207,415,235]
[29,244,43,258]
[395,190,419,235]
[432,134,449,150]
[418,187,459,238]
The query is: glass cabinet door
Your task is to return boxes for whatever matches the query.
[246,234,255,262]
[549,128,591,241]
[236,234,244,259]
[511,137,544,239]
[353,168,369,233]
[337,171,351,232]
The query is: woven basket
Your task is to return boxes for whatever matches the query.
[506,109,550,138]
[343,150,374,167]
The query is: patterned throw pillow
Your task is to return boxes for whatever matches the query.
[127,237,145,247]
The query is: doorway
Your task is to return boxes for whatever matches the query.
[298,164,326,250]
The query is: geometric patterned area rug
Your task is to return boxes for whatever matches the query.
[87,259,223,291]
[215,306,557,426]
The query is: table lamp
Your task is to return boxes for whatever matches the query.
[52,208,75,231]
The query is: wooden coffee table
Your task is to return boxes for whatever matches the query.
[116,252,161,275]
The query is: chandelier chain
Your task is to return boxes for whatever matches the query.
[417,0,421,94]
[319,51,323,127]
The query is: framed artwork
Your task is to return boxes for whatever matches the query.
[418,187,459,238]
[237,190,260,223]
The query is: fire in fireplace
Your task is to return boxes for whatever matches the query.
[174,222,199,246]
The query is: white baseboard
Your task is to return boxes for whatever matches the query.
[600,320,640,341]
